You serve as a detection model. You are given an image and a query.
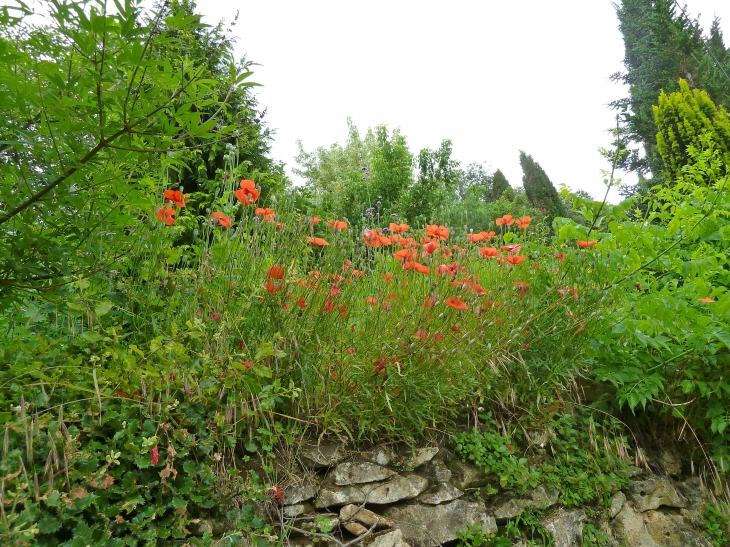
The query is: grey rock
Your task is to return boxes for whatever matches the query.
[283,503,311,518]
[369,529,407,547]
[629,476,686,512]
[542,508,585,547]
[448,459,490,490]
[418,483,464,505]
[611,503,658,547]
[300,443,345,469]
[344,521,369,535]
[283,482,318,505]
[659,449,682,477]
[643,510,712,547]
[676,477,711,527]
[316,475,428,508]
[405,447,439,469]
[609,491,627,519]
[383,499,497,547]
[491,485,559,520]
[335,462,396,485]
[362,446,396,466]
[426,460,452,484]
[340,504,394,528]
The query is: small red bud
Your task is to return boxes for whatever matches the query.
[150,446,159,465]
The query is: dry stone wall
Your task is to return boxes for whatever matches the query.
[255,443,716,547]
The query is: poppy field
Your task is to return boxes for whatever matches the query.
[2,1,730,543]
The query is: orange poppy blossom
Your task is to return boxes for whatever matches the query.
[501,244,522,254]
[516,216,531,229]
[267,264,284,280]
[365,296,379,306]
[255,207,275,222]
[423,296,435,309]
[211,212,232,227]
[307,237,329,246]
[296,298,307,309]
[163,189,186,208]
[576,240,598,248]
[402,261,429,274]
[389,222,410,233]
[505,255,527,265]
[423,240,440,256]
[513,281,530,299]
[440,246,453,258]
[699,297,715,303]
[495,214,514,226]
[155,206,176,225]
[309,217,322,224]
[393,249,416,261]
[328,219,348,230]
[445,297,468,311]
[364,229,392,248]
[479,246,499,258]
[264,281,283,294]
[426,224,449,240]
[437,263,457,277]
[234,179,260,205]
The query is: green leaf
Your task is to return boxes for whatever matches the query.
[95,300,113,317]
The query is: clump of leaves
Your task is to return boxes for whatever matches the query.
[453,410,632,507]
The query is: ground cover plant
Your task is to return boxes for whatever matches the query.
[2,0,730,545]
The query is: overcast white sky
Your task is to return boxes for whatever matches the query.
[195,1,730,202]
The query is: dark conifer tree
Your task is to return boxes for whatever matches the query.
[491,169,511,201]
[519,152,565,224]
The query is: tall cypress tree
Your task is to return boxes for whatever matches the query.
[611,0,706,180]
[491,169,511,201]
[519,152,565,223]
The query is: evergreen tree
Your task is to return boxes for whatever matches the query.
[611,0,706,180]
[491,169,511,201]
[654,79,730,183]
[519,152,565,223]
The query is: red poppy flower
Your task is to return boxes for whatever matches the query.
[211,311,221,322]
[328,219,348,230]
[554,253,566,262]
[155,206,176,225]
[393,249,415,261]
[308,237,329,246]
[412,262,430,275]
[438,263,457,277]
[211,212,232,227]
[495,214,514,226]
[505,255,527,265]
[330,284,340,296]
[150,446,159,465]
[514,281,530,299]
[501,244,522,254]
[467,232,485,243]
[423,241,440,255]
[267,264,284,279]
[426,224,449,240]
[310,217,322,224]
[423,296,435,309]
[234,179,260,205]
[264,281,282,294]
[576,240,598,248]
[256,207,276,222]
[323,298,334,313]
[415,330,429,341]
[516,216,531,229]
[479,246,499,258]
[163,189,186,208]
[440,246,452,258]
[433,333,445,342]
[445,297,468,311]
[506,445,514,452]
[389,222,410,233]
[296,298,307,309]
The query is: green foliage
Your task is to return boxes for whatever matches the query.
[0,393,274,545]
[654,79,730,184]
[456,524,510,547]
[0,0,256,306]
[582,523,610,547]
[400,139,459,223]
[453,411,632,507]
[704,501,730,547]
[519,151,566,225]
[491,169,511,201]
